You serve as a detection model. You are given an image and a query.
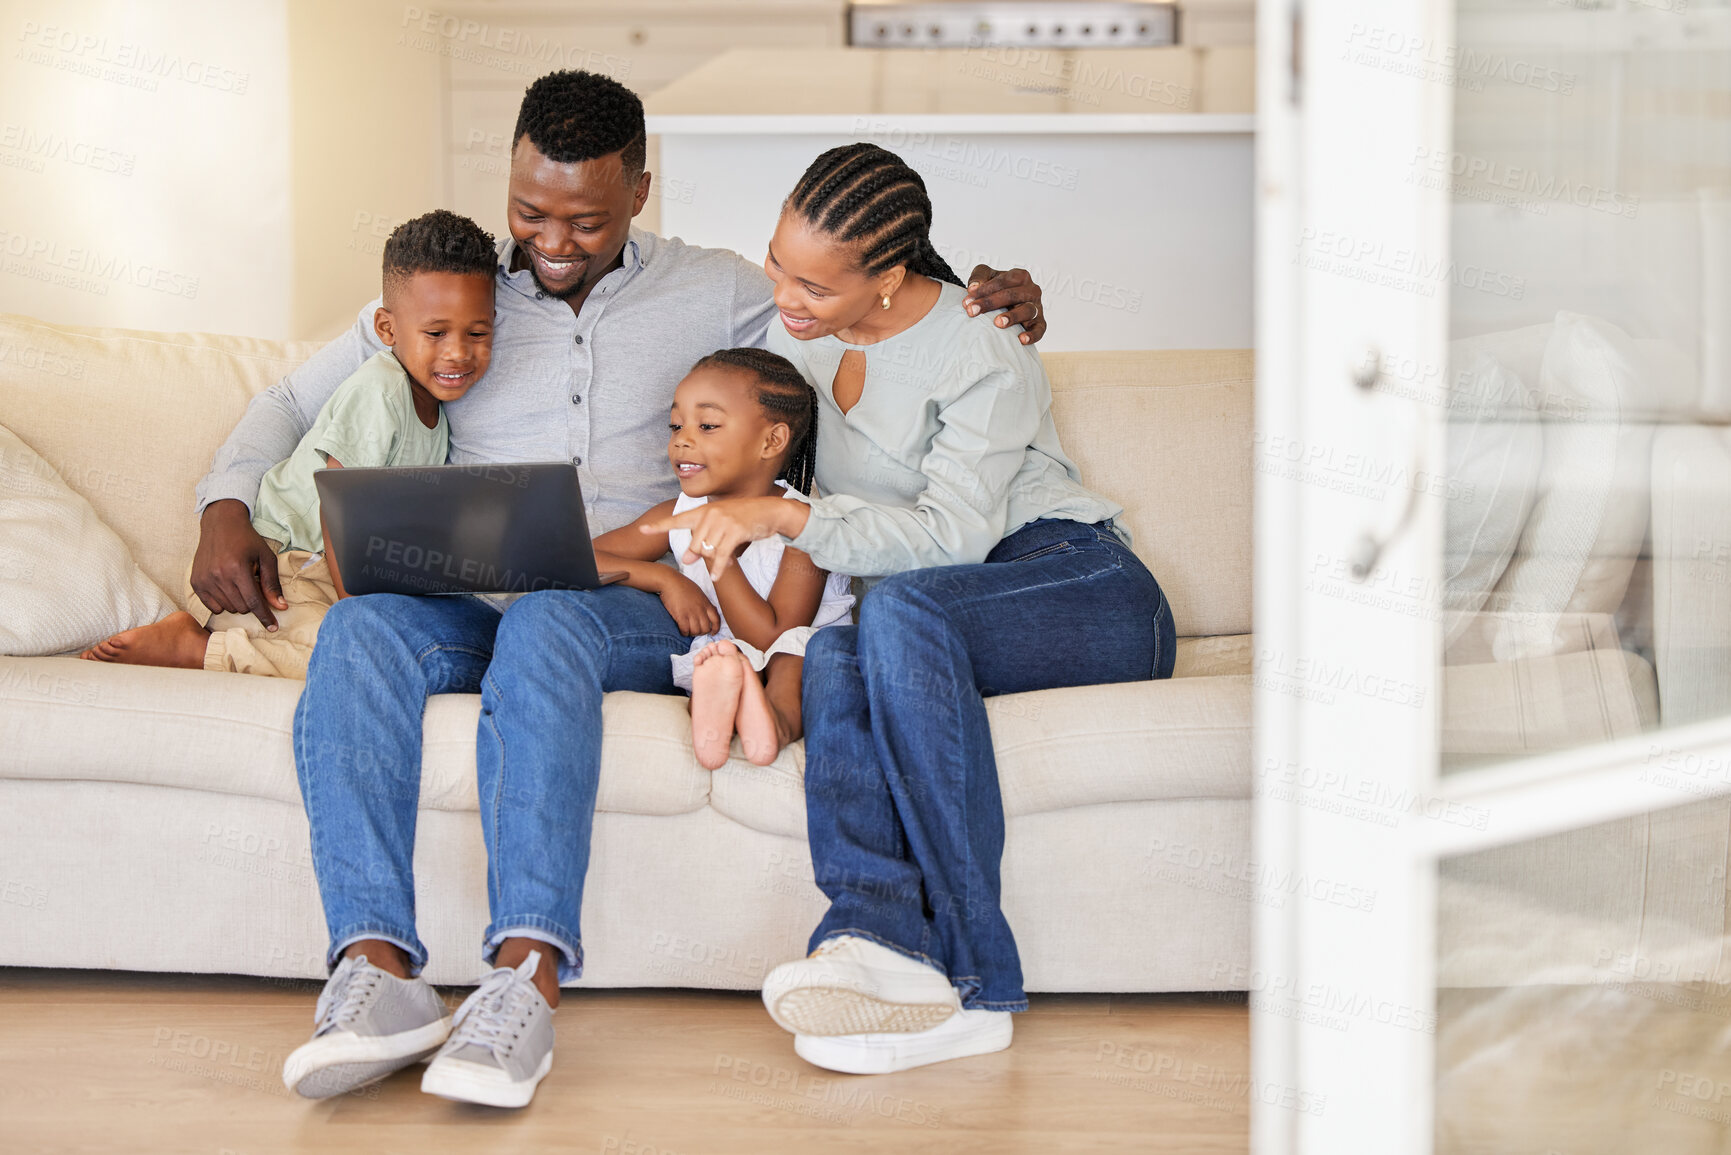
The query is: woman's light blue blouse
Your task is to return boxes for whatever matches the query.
[770,281,1122,579]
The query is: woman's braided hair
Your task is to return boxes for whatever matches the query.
[785,143,963,286]
[692,348,820,495]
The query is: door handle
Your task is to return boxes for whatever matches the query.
[1347,348,1427,583]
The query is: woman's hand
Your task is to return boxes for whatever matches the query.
[641,496,810,582]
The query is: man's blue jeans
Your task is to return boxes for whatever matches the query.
[801,519,1175,1012]
[293,585,687,980]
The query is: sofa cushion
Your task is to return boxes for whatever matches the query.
[1442,649,1658,764]
[0,654,1252,835]
[0,658,712,818]
[708,672,1252,839]
[1048,350,1253,639]
[1173,634,1253,678]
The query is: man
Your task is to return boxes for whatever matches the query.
[193,70,1047,1109]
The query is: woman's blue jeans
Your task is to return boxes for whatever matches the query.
[801,518,1175,1012]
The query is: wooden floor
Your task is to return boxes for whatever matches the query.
[0,969,1249,1154]
[1435,982,1731,1155]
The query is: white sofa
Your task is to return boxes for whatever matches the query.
[0,314,1256,990]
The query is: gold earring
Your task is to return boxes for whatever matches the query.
[880,294,893,310]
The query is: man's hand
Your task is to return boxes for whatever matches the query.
[190,500,288,630]
[964,264,1048,345]
[657,572,722,637]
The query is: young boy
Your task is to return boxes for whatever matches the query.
[82,209,499,678]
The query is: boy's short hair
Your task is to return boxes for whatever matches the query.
[513,70,646,180]
[382,210,497,302]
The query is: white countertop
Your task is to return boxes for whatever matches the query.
[644,46,1255,134]
[646,112,1252,134]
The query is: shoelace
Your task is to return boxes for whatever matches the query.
[313,958,382,1034]
[447,964,536,1059]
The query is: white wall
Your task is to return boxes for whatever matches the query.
[0,0,291,338]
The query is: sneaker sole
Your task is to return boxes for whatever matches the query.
[283,1017,452,1099]
[793,1014,1013,1074]
[768,986,958,1037]
[420,1049,553,1109]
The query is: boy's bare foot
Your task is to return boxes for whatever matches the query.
[689,641,745,770]
[736,655,793,766]
[80,611,210,669]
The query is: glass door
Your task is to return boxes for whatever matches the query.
[1255,0,1731,1151]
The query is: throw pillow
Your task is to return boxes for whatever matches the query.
[1443,354,1543,650]
[1484,313,1653,660]
[0,421,174,656]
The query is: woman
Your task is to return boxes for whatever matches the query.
[646,143,1176,1074]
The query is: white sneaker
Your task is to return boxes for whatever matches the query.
[794,1008,1014,1074]
[282,954,452,1099]
[761,935,960,1037]
[420,950,556,1109]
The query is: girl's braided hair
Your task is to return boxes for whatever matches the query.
[692,348,820,495]
[785,143,963,286]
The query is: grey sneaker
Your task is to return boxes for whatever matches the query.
[282,954,452,1099]
[420,950,556,1108]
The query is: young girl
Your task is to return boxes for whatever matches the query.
[594,347,853,770]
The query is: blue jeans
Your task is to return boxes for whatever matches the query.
[801,519,1175,1012]
[293,585,687,981]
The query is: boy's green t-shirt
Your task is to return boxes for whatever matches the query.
[252,349,450,553]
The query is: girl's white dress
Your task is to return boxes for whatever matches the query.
[667,483,855,691]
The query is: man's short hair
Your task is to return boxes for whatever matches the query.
[513,69,646,180]
[381,210,497,301]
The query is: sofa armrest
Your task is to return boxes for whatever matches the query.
[1651,425,1731,727]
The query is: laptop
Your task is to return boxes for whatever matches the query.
[314,462,625,596]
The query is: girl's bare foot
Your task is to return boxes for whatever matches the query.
[736,656,793,766]
[689,641,745,770]
[80,611,210,669]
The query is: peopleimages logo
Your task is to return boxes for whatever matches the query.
[959,44,1193,109]
[1294,227,1526,300]
[15,21,251,95]
[1409,147,1639,219]
[398,7,632,81]
[0,229,199,299]
[360,538,575,594]
[1342,24,1578,95]
[0,124,135,175]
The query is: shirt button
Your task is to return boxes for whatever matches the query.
[573,334,585,345]
[572,455,583,467]
[571,393,582,405]
[536,291,545,300]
